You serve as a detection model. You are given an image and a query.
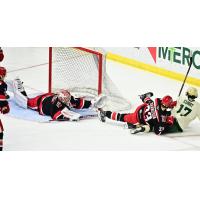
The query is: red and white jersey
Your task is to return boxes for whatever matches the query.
[172,96,200,129]
[27,93,92,120]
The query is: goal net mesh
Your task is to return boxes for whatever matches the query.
[50,47,131,111]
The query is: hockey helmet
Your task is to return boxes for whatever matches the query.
[161,95,173,108]
[57,89,71,105]
[186,87,198,101]
[0,66,6,78]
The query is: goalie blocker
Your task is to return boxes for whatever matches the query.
[9,78,107,121]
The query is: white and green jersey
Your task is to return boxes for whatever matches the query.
[172,96,200,129]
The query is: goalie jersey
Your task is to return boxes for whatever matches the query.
[172,96,200,129]
[28,93,92,120]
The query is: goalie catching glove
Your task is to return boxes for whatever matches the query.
[91,95,107,109]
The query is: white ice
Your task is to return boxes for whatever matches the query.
[2,47,200,150]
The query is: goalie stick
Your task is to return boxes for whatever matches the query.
[40,113,98,123]
[130,126,146,134]
[124,123,146,134]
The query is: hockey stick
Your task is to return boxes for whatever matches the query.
[178,53,193,97]
[40,114,98,123]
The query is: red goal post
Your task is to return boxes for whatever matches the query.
[48,47,131,111]
[49,47,103,95]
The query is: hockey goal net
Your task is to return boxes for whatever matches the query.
[49,47,131,111]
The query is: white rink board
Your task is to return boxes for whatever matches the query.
[105,47,200,80]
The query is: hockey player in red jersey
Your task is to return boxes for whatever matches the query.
[0,48,4,62]
[98,92,176,135]
[0,66,10,151]
[11,78,107,121]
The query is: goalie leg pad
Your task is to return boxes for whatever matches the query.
[12,79,28,109]
[14,93,28,109]
[5,80,15,93]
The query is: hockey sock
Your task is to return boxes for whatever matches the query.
[105,111,126,122]
[0,132,3,151]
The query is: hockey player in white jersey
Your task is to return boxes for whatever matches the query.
[165,87,200,133]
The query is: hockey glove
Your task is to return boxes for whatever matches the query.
[60,107,81,121]
[166,116,174,125]
[170,101,177,108]
[92,95,107,109]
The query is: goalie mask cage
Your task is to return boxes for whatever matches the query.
[49,47,131,111]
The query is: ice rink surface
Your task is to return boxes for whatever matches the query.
[2,47,200,150]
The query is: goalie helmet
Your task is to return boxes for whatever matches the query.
[186,87,198,101]
[161,95,173,108]
[0,66,6,80]
[57,90,71,105]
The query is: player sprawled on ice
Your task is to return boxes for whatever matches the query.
[98,92,176,135]
[0,67,10,151]
[164,87,200,133]
[9,78,107,121]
